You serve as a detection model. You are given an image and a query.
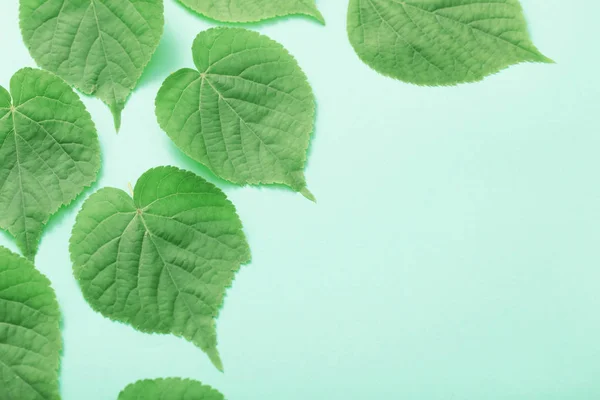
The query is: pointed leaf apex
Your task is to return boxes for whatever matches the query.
[300,187,316,203]
[206,347,224,372]
[311,9,325,25]
[110,104,123,132]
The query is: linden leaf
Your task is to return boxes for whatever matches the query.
[118,378,225,400]
[155,28,316,201]
[347,0,552,85]
[0,246,62,400]
[70,166,250,371]
[0,68,101,261]
[177,0,324,24]
[19,0,165,130]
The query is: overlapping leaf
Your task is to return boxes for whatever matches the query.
[156,28,316,200]
[347,0,552,85]
[0,68,101,260]
[70,166,250,371]
[0,246,62,400]
[119,378,225,400]
[178,0,324,24]
[19,0,165,130]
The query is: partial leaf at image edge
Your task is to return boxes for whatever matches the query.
[0,68,101,260]
[19,0,165,130]
[347,0,552,86]
[118,378,225,399]
[0,246,62,400]
[156,28,317,200]
[70,166,251,371]
[177,0,324,24]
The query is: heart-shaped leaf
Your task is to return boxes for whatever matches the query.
[156,28,316,200]
[20,0,165,130]
[0,68,101,260]
[70,166,250,371]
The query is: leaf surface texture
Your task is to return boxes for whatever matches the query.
[347,0,552,85]
[155,28,316,200]
[119,378,225,400]
[70,166,250,371]
[19,0,164,129]
[178,0,324,23]
[0,246,61,400]
[0,68,101,260]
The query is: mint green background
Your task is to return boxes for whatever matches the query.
[1,1,599,399]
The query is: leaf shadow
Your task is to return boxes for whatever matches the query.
[137,27,183,89]
[0,229,16,250]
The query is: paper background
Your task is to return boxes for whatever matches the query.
[1,1,599,398]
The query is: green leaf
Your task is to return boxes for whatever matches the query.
[0,68,101,261]
[347,0,552,85]
[118,378,225,400]
[177,0,324,24]
[155,28,316,201]
[0,246,62,400]
[70,166,251,371]
[19,0,165,130]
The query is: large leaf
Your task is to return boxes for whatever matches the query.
[0,68,101,260]
[347,0,552,85]
[19,0,164,130]
[70,166,250,371]
[156,28,317,200]
[178,0,324,24]
[119,378,225,400]
[0,246,62,400]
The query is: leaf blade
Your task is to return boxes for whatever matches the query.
[0,246,62,400]
[347,0,551,85]
[0,68,101,260]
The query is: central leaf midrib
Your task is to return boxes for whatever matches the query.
[400,1,543,57]
[13,108,86,179]
[137,212,212,340]
[90,0,118,105]
[11,110,29,256]
[363,0,445,73]
[201,76,293,179]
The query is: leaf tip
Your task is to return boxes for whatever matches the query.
[300,187,316,203]
[542,54,556,64]
[206,347,224,372]
[313,9,326,25]
[110,104,123,132]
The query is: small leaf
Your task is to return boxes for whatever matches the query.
[119,378,225,400]
[178,0,324,24]
[0,68,101,260]
[70,166,251,371]
[19,0,165,130]
[0,246,62,400]
[347,0,552,85]
[156,28,316,200]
